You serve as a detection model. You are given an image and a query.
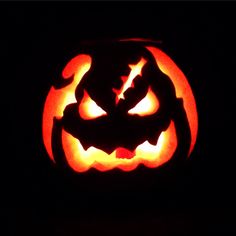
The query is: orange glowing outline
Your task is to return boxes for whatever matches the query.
[42,55,92,161]
[79,90,107,120]
[146,47,198,155]
[113,57,147,102]
[42,44,198,172]
[128,87,159,116]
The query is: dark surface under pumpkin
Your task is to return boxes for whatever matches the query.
[3,3,236,235]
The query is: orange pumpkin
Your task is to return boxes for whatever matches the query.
[42,39,198,172]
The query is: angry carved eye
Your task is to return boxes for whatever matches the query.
[78,90,107,120]
[128,87,159,116]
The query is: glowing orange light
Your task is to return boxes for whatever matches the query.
[42,55,92,161]
[42,42,198,172]
[128,87,159,116]
[146,47,198,155]
[113,57,147,102]
[79,90,107,120]
[62,121,177,172]
[116,147,135,159]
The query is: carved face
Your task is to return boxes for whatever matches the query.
[42,39,198,172]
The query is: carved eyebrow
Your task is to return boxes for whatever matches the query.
[112,57,147,104]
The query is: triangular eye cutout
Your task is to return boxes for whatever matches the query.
[128,87,159,116]
[78,90,107,120]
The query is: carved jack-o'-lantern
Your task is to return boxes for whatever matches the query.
[42,39,198,172]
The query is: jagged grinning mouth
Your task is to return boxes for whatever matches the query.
[61,121,177,172]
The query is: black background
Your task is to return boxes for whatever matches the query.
[3,2,236,235]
